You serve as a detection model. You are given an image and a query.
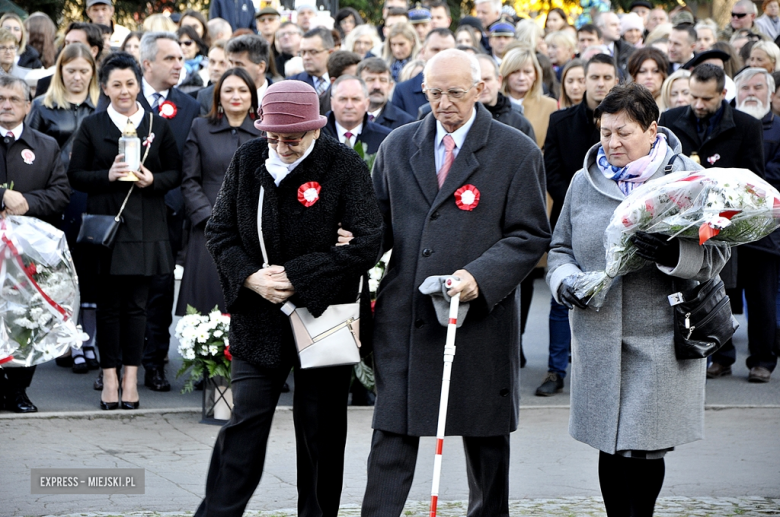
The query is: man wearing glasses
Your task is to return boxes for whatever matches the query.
[288,27,335,99]
[720,0,765,40]
[362,49,550,516]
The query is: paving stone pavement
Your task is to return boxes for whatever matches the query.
[40,497,780,516]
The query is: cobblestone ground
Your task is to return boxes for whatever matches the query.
[46,497,780,517]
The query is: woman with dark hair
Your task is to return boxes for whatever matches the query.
[28,42,101,373]
[24,12,57,69]
[179,9,211,48]
[67,52,181,411]
[559,58,585,108]
[177,25,207,94]
[628,47,669,110]
[544,7,570,34]
[335,7,364,38]
[547,83,729,516]
[176,68,261,315]
[120,30,143,62]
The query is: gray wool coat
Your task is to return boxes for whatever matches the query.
[547,127,730,454]
[372,103,551,437]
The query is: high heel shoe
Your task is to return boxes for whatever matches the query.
[121,400,139,410]
[100,390,120,410]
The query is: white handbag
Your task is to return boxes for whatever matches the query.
[257,187,362,369]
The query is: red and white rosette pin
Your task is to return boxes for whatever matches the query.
[159,100,177,119]
[298,181,321,207]
[454,184,480,211]
[21,149,35,164]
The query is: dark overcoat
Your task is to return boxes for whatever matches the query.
[371,103,551,437]
[205,134,383,369]
[67,110,181,276]
[0,127,70,226]
[374,100,415,130]
[176,116,261,315]
[390,72,426,118]
[322,112,392,155]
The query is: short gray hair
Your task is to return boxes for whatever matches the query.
[140,31,178,63]
[0,74,30,101]
[735,66,776,94]
[474,0,501,13]
[423,48,481,86]
[331,74,369,98]
[735,0,758,14]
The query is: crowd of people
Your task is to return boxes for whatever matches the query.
[1,0,779,515]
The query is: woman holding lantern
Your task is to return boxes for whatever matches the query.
[67,52,181,411]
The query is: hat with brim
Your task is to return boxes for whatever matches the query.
[256,7,280,18]
[629,0,652,11]
[86,0,111,7]
[255,80,327,133]
[409,7,432,24]
[683,49,731,70]
[458,16,484,33]
[490,21,515,37]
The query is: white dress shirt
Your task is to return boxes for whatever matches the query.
[107,102,146,132]
[433,107,476,172]
[142,78,169,109]
[334,121,362,146]
[0,122,23,139]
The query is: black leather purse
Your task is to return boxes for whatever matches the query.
[669,278,739,359]
[76,186,133,247]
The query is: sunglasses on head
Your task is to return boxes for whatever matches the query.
[731,12,749,18]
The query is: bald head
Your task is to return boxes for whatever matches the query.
[422,49,484,132]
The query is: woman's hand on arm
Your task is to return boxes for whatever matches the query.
[108,154,130,182]
[243,265,296,304]
[135,164,155,188]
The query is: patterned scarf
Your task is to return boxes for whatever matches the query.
[596,133,668,196]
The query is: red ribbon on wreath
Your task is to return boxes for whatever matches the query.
[298,181,321,207]
[454,184,480,211]
[159,100,177,119]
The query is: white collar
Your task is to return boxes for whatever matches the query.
[257,79,269,103]
[435,107,476,151]
[368,107,383,119]
[265,138,317,187]
[335,120,363,139]
[0,122,23,139]
[142,78,170,106]
[107,102,146,132]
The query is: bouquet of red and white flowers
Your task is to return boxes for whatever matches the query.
[175,306,231,393]
[0,216,84,366]
[571,168,780,308]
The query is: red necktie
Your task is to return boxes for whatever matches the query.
[344,131,353,148]
[437,135,456,188]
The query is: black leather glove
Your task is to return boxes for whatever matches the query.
[558,283,588,310]
[630,231,680,268]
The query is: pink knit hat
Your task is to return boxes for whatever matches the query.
[255,80,327,133]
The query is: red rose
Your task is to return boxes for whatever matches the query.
[224,345,232,361]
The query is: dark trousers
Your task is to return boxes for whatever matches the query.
[97,275,151,368]
[1,365,36,391]
[361,429,510,517]
[598,451,665,517]
[713,247,780,371]
[195,357,352,517]
[548,296,571,378]
[143,273,174,370]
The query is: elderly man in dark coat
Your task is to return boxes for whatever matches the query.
[362,49,551,517]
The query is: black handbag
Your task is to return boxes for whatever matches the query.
[669,278,739,359]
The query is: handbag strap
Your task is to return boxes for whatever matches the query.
[114,185,134,222]
[257,186,364,305]
[664,154,680,174]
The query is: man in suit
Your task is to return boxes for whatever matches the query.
[595,12,635,78]
[198,35,271,116]
[322,75,391,154]
[209,0,255,32]
[287,27,335,97]
[137,32,200,392]
[536,53,619,397]
[362,49,551,516]
[668,24,697,74]
[391,28,456,117]
[35,23,103,98]
[357,57,415,130]
[0,76,70,413]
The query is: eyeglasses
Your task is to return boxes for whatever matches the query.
[423,86,475,101]
[0,45,17,53]
[298,48,328,57]
[731,12,749,18]
[179,40,195,46]
[263,131,309,147]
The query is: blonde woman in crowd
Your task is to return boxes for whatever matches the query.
[382,22,419,82]
[516,18,547,54]
[500,46,557,148]
[695,19,719,52]
[660,69,692,110]
[143,14,178,33]
[1,13,42,69]
[344,24,380,58]
[749,40,780,73]
[545,30,576,80]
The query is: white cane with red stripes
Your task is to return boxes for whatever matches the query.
[429,277,460,517]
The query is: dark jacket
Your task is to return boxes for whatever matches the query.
[612,39,636,79]
[27,97,96,170]
[287,71,317,88]
[34,75,52,99]
[18,46,42,69]
[209,0,256,32]
[750,111,780,257]
[205,134,383,369]
[322,112,392,155]
[371,103,551,437]
[484,92,537,142]
[0,127,70,226]
[390,72,426,118]
[197,83,216,116]
[374,101,415,130]
[544,97,600,228]
[67,110,182,276]
[177,116,262,315]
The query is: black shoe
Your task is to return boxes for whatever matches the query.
[83,346,100,370]
[72,357,89,374]
[93,371,103,391]
[100,399,119,410]
[6,389,38,413]
[535,373,564,397]
[121,400,140,410]
[55,354,73,367]
[144,367,171,392]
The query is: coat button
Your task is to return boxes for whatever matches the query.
[499,388,509,397]
[422,248,432,257]
[430,212,439,220]
[415,319,425,328]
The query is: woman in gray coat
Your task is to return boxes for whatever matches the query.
[547,84,730,516]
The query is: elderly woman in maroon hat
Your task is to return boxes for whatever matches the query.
[196,81,382,517]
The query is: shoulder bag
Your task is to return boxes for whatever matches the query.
[76,113,153,248]
[256,186,362,369]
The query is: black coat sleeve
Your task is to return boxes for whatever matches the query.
[180,124,212,226]
[283,154,384,317]
[744,117,766,178]
[24,141,71,219]
[67,119,116,194]
[148,121,182,195]
[543,117,568,206]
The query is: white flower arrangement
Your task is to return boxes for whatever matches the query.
[175,306,232,393]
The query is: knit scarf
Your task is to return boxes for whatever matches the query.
[596,133,668,196]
